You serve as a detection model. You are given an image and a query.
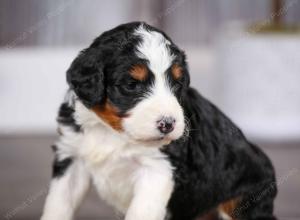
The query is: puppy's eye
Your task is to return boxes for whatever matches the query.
[125,81,138,91]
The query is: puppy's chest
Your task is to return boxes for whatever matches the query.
[89,152,140,213]
[78,127,172,213]
[89,148,171,214]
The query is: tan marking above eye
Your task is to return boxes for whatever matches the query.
[91,100,124,131]
[171,64,183,80]
[129,64,148,81]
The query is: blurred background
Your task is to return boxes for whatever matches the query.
[0,0,300,219]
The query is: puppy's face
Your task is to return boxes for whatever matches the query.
[68,23,189,144]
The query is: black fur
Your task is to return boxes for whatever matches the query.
[52,156,73,178]
[66,23,142,108]
[57,102,81,132]
[162,88,277,220]
[66,48,105,108]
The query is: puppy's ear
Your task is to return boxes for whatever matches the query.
[67,48,105,107]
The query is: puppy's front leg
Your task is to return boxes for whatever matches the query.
[125,166,174,220]
[41,158,90,220]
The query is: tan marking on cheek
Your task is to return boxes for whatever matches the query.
[218,197,241,220]
[130,64,148,81]
[91,101,124,131]
[171,64,183,80]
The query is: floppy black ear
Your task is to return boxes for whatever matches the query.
[66,48,105,108]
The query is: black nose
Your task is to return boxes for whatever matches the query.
[157,117,176,134]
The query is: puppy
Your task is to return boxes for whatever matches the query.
[41,22,277,220]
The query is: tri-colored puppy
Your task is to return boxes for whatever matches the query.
[41,22,277,220]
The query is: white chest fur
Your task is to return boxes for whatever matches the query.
[70,124,174,215]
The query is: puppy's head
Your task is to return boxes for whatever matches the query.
[67,22,189,144]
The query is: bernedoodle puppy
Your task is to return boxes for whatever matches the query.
[41,22,277,220]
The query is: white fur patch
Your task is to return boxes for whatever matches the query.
[134,24,174,76]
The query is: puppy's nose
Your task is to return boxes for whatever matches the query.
[157,117,176,134]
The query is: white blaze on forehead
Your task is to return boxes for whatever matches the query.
[134,24,174,77]
[122,25,185,142]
